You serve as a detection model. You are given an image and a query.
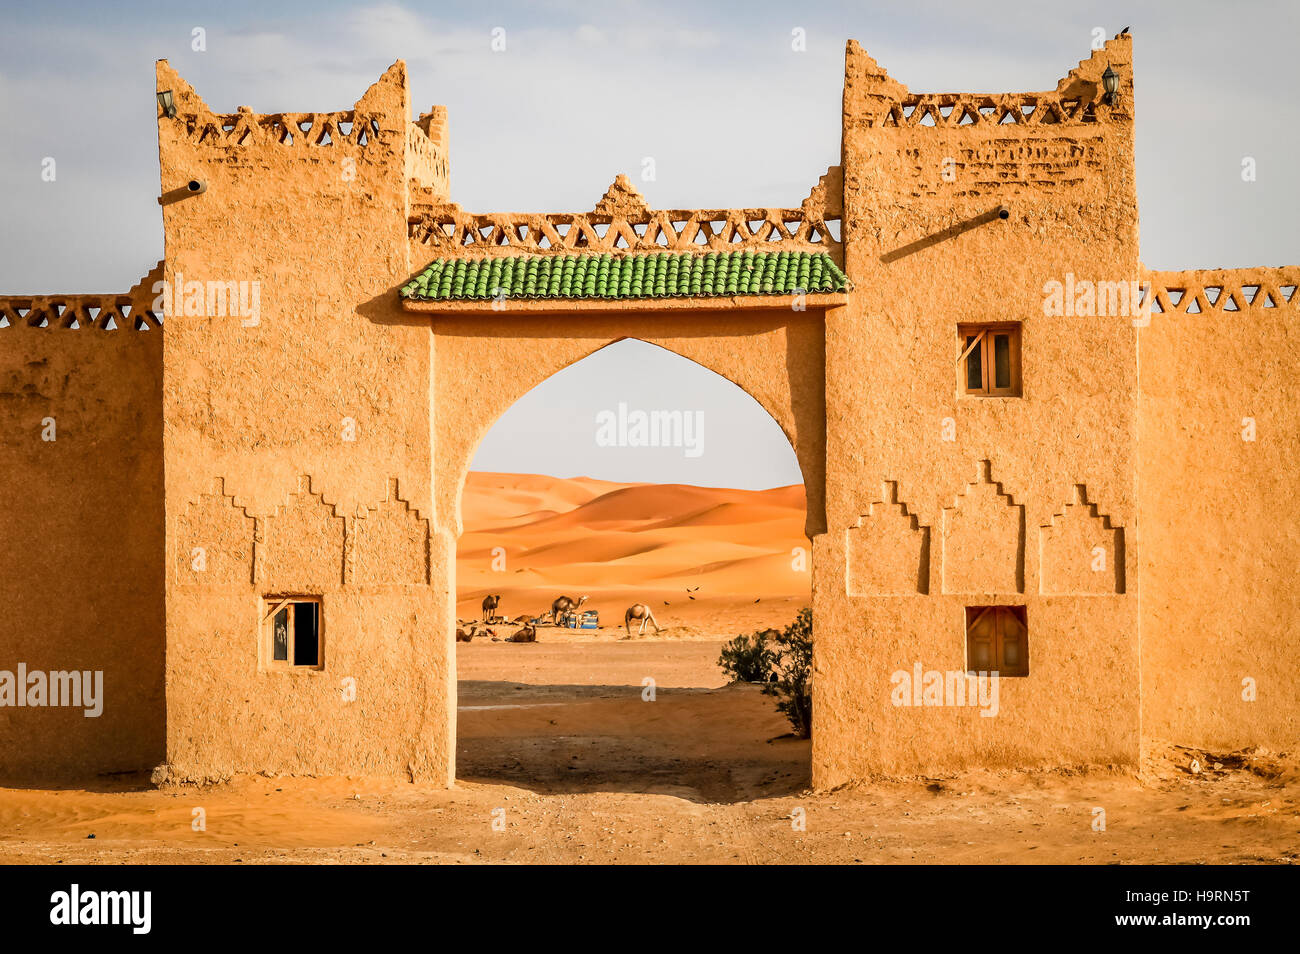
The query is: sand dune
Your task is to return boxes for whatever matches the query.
[458,472,810,634]
[459,472,624,528]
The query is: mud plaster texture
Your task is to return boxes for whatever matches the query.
[0,35,1296,786]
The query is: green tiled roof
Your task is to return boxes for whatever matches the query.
[399,251,850,302]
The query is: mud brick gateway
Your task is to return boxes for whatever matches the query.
[1,35,1297,786]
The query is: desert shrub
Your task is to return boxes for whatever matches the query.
[762,608,813,739]
[718,631,775,684]
[718,608,813,739]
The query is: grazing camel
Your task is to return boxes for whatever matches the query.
[550,594,588,625]
[624,603,662,636]
[481,594,502,622]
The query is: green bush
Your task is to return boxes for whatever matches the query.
[718,608,813,739]
[718,630,775,684]
[762,607,813,739]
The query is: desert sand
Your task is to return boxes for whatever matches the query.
[456,471,810,637]
[0,475,1294,865]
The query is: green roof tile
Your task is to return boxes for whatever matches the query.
[399,251,850,302]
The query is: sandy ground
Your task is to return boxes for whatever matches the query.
[0,475,1292,864]
[0,639,1296,865]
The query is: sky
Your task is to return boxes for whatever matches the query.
[2,0,1296,488]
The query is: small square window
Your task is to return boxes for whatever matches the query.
[958,324,1021,397]
[965,605,1028,677]
[263,596,323,670]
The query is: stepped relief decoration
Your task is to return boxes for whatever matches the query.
[1040,485,1126,595]
[174,478,256,585]
[262,476,346,588]
[353,479,431,585]
[942,461,1025,595]
[845,481,930,596]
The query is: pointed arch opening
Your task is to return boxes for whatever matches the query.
[449,336,815,801]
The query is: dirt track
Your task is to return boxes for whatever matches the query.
[0,640,1296,864]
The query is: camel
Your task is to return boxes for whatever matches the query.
[550,594,588,625]
[481,594,502,622]
[457,622,500,643]
[624,603,663,636]
[504,623,537,643]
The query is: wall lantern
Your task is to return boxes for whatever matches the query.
[157,89,176,118]
[1101,67,1120,106]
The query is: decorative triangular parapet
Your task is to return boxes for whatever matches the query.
[0,260,165,331]
[1055,33,1133,118]
[593,174,651,219]
[156,58,406,150]
[847,35,1134,129]
[1141,267,1300,316]
[844,41,909,127]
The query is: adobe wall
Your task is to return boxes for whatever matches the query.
[4,36,1294,790]
[813,37,1143,785]
[154,60,452,783]
[1138,268,1300,748]
[0,309,164,779]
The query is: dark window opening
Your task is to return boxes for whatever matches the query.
[993,332,1011,388]
[264,597,323,669]
[293,601,320,666]
[965,605,1028,677]
[965,334,983,391]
